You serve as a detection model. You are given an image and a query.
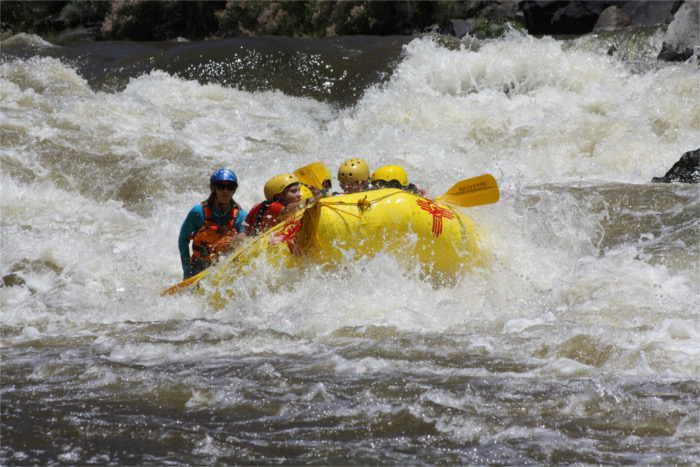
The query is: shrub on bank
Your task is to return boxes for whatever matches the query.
[1,0,499,41]
[101,0,225,41]
[215,1,471,37]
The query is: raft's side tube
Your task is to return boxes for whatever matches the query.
[201,189,481,307]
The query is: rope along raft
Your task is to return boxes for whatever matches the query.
[164,188,483,304]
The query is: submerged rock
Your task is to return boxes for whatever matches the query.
[652,149,700,183]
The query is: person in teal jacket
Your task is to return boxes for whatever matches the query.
[178,169,248,279]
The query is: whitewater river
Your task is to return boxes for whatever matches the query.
[1,30,698,464]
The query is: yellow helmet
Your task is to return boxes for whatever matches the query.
[300,185,314,203]
[371,165,408,186]
[264,174,299,202]
[338,158,370,182]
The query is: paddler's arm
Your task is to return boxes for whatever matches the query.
[212,207,248,257]
[213,231,247,257]
[227,208,249,245]
[278,187,324,220]
[178,206,205,279]
[305,185,324,206]
[230,231,247,243]
[277,202,303,220]
[233,207,248,236]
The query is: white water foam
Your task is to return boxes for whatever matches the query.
[1,35,698,380]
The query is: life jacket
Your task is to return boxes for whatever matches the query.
[246,200,285,236]
[190,202,240,264]
[252,201,272,234]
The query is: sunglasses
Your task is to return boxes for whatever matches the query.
[215,183,237,191]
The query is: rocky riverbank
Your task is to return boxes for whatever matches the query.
[2,1,698,62]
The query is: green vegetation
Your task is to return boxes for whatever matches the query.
[1,1,64,38]
[1,0,515,42]
[472,20,505,38]
[59,1,111,28]
[103,1,225,41]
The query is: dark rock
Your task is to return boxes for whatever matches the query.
[463,1,491,17]
[424,23,442,34]
[658,0,699,62]
[652,149,700,183]
[620,0,679,26]
[2,273,26,288]
[442,1,519,37]
[445,19,475,38]
[494,1,522,21]
[594,6,632,30]
[518,1,618,35]
[479,4,508,22]
[440,1,519,38]
[518,1,679,36]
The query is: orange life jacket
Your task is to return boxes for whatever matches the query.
[190,203,240,264]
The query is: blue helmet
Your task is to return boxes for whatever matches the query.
[210,169,238,185]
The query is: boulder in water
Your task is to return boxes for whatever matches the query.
[619,0,679,26]
[519,0,679,35]
[658,0,700,62]
[519,1,617,35]
[594,6,632,31]
[652,149,700,183]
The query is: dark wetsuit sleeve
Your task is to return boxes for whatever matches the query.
[234,208,248,233]
[178,205,205,278]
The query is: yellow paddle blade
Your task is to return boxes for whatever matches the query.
[160,232,267,296]
[161,270,208,296]
[294,162,330,189]
[435,174,499,208]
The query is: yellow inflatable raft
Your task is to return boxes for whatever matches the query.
[164,188,485,306]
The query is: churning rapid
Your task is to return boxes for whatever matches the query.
[2,30,699,465]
